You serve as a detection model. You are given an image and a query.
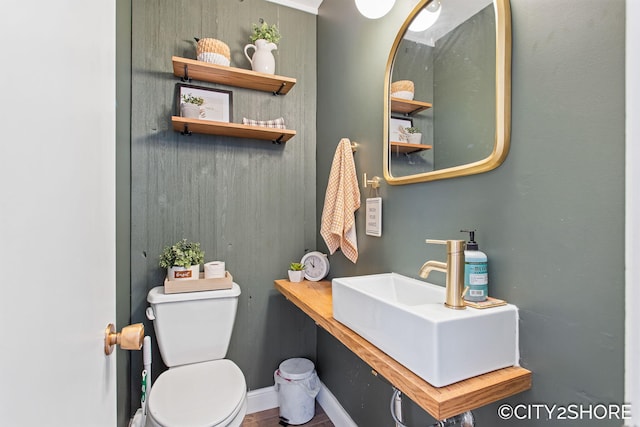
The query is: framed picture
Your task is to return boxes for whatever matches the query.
[175,83,233,122]
[389,117,413,142]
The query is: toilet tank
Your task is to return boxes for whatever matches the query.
[147,283,241,367]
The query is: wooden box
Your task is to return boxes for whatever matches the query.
[164,271,233,294]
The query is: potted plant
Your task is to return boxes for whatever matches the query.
[404,126,422,144]
[180,93,204,119]
[287,262,305,283]
[249,20,281,45]
[159,239,205,281]
[244,20,281,74]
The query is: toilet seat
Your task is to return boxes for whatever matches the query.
[147,359,246,427]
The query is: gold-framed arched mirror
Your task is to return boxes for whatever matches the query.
[383,0,511,184]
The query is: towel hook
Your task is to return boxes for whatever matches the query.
[363,173,381,189]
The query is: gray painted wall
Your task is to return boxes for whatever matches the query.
[316,0,625,425]
[434,4,495,169]
[128,0,317,415]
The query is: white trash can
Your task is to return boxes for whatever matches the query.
[274,358,321,425]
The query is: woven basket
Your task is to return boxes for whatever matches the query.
[196,38,231,66]
[391,80,415,100]
[391,80,414,93]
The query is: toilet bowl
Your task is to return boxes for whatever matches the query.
[146,360,247,427]
[146,284,246,427]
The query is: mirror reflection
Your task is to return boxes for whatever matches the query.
[384,0,511,184]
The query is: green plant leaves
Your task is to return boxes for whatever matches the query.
[289,262,305,271]
[181,93,204,106]
[249,21,281,45]
[159,239,205,268]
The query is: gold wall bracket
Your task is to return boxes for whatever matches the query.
[363,173,381,189]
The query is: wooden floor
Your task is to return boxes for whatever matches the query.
[241,404,334,427]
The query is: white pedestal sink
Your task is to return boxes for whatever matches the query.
[332,273,519,387]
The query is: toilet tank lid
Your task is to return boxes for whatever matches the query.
[148,283,241,304]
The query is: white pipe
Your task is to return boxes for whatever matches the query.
[390,386,475,427]
[390,388,408,427]
[394,389,403,427]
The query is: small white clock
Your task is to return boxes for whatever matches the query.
[300,251,330,282]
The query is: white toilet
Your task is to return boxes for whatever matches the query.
[145,283,247,427]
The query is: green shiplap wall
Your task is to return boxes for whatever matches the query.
[129,0,317,415]
[316,0,625,426]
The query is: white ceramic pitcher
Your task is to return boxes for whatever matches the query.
[244,39,277,74]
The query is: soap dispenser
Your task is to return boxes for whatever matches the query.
[461,229,488,302]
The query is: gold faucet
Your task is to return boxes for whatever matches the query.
[419,239,467,310]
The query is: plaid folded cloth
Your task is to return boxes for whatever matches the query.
[242,117,286,129]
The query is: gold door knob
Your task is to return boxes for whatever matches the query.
[104,323,144,355]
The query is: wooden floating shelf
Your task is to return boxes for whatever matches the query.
[274,279,531,420]
[391,97,433,116]
[172,56,296,95]
[171,116,296,143]
[391,141,432,154]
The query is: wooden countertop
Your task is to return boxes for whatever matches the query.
[274,279,531,420]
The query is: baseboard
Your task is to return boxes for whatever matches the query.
[246,385,279,414]
[246,382,356,427]
[316,381,358,427]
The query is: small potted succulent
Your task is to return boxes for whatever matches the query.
[404,126,422,144]
[287,262,305,283]
[159,239,205,281]
[180,93,204,119]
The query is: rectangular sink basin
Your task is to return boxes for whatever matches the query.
[332,273,519,387]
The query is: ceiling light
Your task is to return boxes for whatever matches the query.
[355,0,396,19]
[408,0,441,32]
